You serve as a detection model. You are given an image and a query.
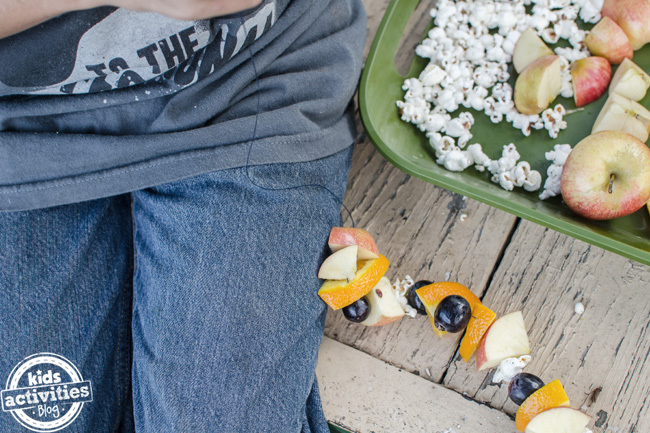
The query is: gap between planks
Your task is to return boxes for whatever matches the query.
[316,336,515,433]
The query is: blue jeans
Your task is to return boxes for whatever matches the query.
[0,147,352,432]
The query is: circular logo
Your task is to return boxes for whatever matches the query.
[1,353,93,432]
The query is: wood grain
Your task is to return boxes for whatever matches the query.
[320,1,650,433]
[442,220,650,433]
[317,337,516,433]
[326,136,518,380]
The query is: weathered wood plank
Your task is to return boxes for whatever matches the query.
[442,220,650,433]
[326,136,518,380]
[324,1,650,433]
[316,336,516,433]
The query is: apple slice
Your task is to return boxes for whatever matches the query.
[592,93,650,142]
[328,227,380,260]
[516,379,571,431]
[361,277,405,326]
[476,311,531,371]
[608,58,650,101]
[524,407,591,433]
[318,254,390,310]
[514,55,563,115]
[602,0,650,50]
[513,27,554,74]
[318,245,358,281]
[585,16,633,65]
[570,56,612,107]
[561,130,650,220]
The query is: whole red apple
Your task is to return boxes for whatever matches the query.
[561,130,650,220]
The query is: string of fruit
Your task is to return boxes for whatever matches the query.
[318,227,592,433]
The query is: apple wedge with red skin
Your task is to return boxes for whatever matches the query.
[602,0,650,50]
[585,16,633,65]
[561,130,650,220]
[514,55,563,115]
[570,57,612,108]
[524,407,591,433]
[476,311,531,371]
[361,277,405,327]
[328,227,380,260]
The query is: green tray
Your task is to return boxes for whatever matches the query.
[359,0,650,267]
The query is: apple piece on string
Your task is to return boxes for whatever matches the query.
[361,277,406,327]
[570,56,612,107]
[318,245,358,281]
[328,227,380,260]
[608,58,650,101]
[524,407,592,433]
[514,55,563,115]
[585,16,633,65]
[592,93,650,142]
[476,311,531,371]
[602,0,650,51]
[560,130,650,220]
[512,27,555,74]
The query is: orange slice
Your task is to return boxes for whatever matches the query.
[318,255,390,310]
[459,303,497,362]
[415,282,482,337]
[515,379,571,431]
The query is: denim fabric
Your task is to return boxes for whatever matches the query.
[0,146,352,432]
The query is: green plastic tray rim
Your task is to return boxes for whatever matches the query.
[359,0,650,267]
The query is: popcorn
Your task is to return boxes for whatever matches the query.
[422,112,450,133]
[444,113,474,138]
[429,133,456,158]
[392,276,417,318]
[540,143,572,200]
[419,64,447,86]
[514,162,543,191]
[492,355,532,384]
[440,147,475,172]
[555,46,589,62]
[542,104,568,139]
[487,144,543,192]
[578,0,601,23]
[467,143,491,171]
[395,0,600,193]
[541,27,560,44]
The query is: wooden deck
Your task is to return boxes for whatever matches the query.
[315,1,650,432]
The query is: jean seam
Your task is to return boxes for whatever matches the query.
[111,198,134,432]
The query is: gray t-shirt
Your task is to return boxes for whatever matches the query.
[0,0,366,210]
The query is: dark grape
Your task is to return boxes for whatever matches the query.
[433,295,471,332]
[342,297,370,323]
[406,280,432,315]
[508,373,545,405]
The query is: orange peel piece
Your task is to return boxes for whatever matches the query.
[318,255,389,310]
[459,303,497,362]
[415,282,482,337]
[515,379,571,431]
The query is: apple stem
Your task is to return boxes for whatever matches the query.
[608,174,615,194]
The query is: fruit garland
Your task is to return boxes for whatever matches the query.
[318,227,592,433]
